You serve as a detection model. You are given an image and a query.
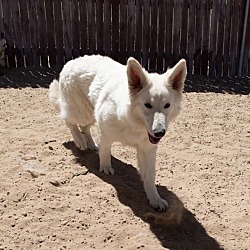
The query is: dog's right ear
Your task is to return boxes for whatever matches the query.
[127,57,147,95]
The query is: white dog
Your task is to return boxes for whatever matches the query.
[49,55,187,211]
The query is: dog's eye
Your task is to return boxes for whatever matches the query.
[144,103,152,109]
[164,103,171,109]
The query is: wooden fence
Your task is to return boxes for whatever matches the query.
[0,0,249,77]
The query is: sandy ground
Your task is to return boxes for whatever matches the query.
[0,67,249,250]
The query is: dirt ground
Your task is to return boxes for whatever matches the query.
[0,67,249,250]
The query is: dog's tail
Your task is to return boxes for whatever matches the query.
[49,79,60,112]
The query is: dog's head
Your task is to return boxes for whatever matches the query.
[127,58,187,144]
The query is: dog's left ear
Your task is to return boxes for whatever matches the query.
[167,59,187,92]
[127,57,147,94]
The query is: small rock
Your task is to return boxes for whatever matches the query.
[49,179,60,187]
[61,220,69,225]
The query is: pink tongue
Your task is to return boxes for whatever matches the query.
[148,133,161,144]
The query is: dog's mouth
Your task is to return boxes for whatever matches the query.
[148,132,162,144]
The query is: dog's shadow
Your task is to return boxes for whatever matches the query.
[63,141,222,249]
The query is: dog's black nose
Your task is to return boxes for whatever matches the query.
[153,129,166,138]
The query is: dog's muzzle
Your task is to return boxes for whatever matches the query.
[148,112,166,144]
[148,128,166,144]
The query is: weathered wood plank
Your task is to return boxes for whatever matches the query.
[157,0,165,72]
[209,0,219,76]
[79,0,88,56]
[194,0,203,75]
[230,0,240,76]
[71,0,80,58]
[120,0,128,64]
[27,0,40,66]
[37,0,48,66]
[165,0,174,68]
[96,0,104,54]
[111,0,119,61]
[180,0,188,61]
[87,0,96,54]
[149,0,158,71]
[134,0,142,63]
[54,0,64,65]
[172,0,182,66]
[216,0,225,77]
[223,0,232,76]
[142,0,150,70]
[12,0,24,67]
[200,0,210,76]
[0,0,4,39]
[104,0,112,56]
[187,0,196,74]
[127,0,135,58]
[45,0,56,66]
[3,0,16,67]
[62,0,72,62]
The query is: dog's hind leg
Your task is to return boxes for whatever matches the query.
[79,124,99,151]
[66,121,87,150]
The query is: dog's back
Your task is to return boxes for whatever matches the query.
[49,55,121,126]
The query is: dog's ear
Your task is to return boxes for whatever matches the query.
[167,59,187,92]
[127,57,147,94]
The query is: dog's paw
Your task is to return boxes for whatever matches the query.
[74,138,88,151]
[149,197,169,212]
[99,165,115,175]
[88,143,99,152]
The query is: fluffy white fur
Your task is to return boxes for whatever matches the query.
[49,55,187,211]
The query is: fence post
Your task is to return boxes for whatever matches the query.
[238,0,249,77]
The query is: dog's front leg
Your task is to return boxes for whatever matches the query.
[136,146,168,211]
[99,135,114,175]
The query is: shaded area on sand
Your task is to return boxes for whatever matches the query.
[63,142,223,250]
[0,66,249,95]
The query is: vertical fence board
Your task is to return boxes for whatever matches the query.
[149,0,158,71]
[230,0,241,76]
[54,0,64,65]
[37,0,48,66]
[45,0,56,66]
[173,0,182,66]
[187,0,196,74]
[194,0,203,75]
[87,0,96,54]
[142,0,150,70]
[200,0,210,76]
[19,0,32,66]
[104,0,111,56]
[79,0,88,56]
[111,0,119,61]
[223,0,232,76]
[180,0,188,61]
[62,0,72,62]
[209,0,219,76]
[120,0,128,64]
[96,0,104,54]
[28,0,40,66]
[12,0,24,67]
[157,0,165,72]
[127,0,135,58]
[0,0,4,38]
[134,0,142,63]
[165,0,174,68]
[3,0,16,67]
[242,2,250,76]
[71,0,80,58]
[216,0,225,76]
